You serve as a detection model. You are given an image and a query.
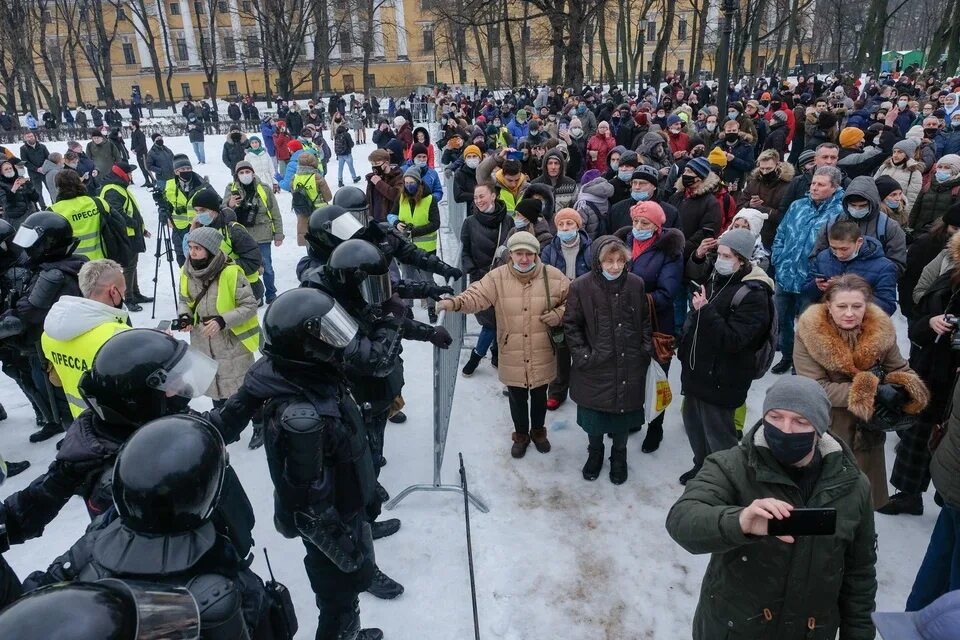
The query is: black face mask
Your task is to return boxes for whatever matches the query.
[231,132,241,141]
[190,256,211,270]
[178,170,194,182]
[681,174,697,188]
[924,127,939,138]
[760,169,778,182]
[725,132,739,144]
[763,419,817,466]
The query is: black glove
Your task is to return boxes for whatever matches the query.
[429,284,455,301]
[429,326,453,349]
[876,383,908,410]
[295,507,363,573]
[444,267,464,282]
[0,316,23,340]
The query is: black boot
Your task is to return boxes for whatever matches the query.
[388,411,407,424]
[366,566,405,600]
[582,442,604,480]
[5,460,30,477]
[461,350,483,377]
[609,447,628,485]
[318,599,383,640]
[371,518,401,540]
[771,357,793,375]
[877,492,924,516]
[641,423,663,453]
[30,422,64,443]
[679,465,702,485]
[133,292,154,303]
[248,422,264,449]
[490,345,498,368]
[124,298,143,312]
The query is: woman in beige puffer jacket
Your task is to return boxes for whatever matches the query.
[440,231,569,458]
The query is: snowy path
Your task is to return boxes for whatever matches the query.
[0,132,931,638]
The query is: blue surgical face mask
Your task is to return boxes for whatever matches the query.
[557,229,578,242]
[846,204,870,219]
[936,170,953,183]
[618,169,633,182]
[513,261,536,273]
[414,158,427,168]
[727,111,738,120]
[602,269,620,281]
[884,198,900,209]
[195,211,214,226]
[513,217,529,229]
[631,190,650,202]
[836,245,861,262]
[610,161,620,171]
[632,228,653,241]
[404,183,419,194]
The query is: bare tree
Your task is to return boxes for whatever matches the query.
[76,0,123,103]
[192,0,219,109]
[0,0,40,115]
[116,0,168,107]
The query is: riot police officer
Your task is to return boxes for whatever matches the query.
[21,414,273,639]
[216,287,386,639]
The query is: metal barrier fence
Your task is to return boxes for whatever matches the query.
[443,172,469,241]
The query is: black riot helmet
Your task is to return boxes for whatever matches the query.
[12,210,79,264]
[323,238,392,306]
[0,218,14,249]
[78,329,218,430]
[305,204,365,254]
[262,288,359,365]
[331,185,368,214]
[113,414,226,534]
[0,581,200,640]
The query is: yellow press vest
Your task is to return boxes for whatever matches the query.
[179,264,260,353]
[100,183,142,237]
[164,179,198,229]
[397,193,437,251]
[217,223,260,285]
[41,320,129,418]
[229,182,276,234]
[49,196,107,260]
[498,188,523,214]
[291,173,327,209]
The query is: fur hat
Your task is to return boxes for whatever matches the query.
[368,149,391,164]
[514,198,543,226]
[186,226,223,256]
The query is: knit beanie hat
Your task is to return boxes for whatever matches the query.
[173,154,192,171]
[412,143,428,158]
[707,147,728,168]
[666,114,682,126]
[580,169,602,186]
[151,132,163,142]
[631,165,660,187]
[515,199,542,226]
[839,127,865,148]
[874,175,903,201]
[463,144,482,158]
[506,231,540,254]
[718,228,755,262]
[939,154,960,172]
[762,376,832,435]
[906,125,924,141]
[386,139,405,166]
[187,226,223,256]
[569,117,583,130]
[191,188,222,212]
[686,156,712,179]
[798,149,817,166]
[234,160,254,176]
[403,165,423,183]
[893,138,919,157]
[516,109,528,122]
[731,208,768,237]
[553,208,583,228]
[393,116,406,128]
[629,201,666,227]
[287,140,303,153]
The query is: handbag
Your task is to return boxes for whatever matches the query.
[542,267,564,349]
[647,293,676,364]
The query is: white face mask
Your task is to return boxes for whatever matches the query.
[714,256,739,276]
[465,157,480,169]
[238,173,254,185]
[2,170,14,179]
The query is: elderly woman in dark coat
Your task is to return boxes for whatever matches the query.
[564,235,652,484]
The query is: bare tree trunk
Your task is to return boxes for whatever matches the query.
[780,0,798,77]
[471,25,494,87]
[650,0,676,88]
[502,0,518,87]
[599,9,617,84]
[128,0,168,107]
[548,14,564,85]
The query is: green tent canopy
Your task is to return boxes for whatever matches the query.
[881,50,926,72]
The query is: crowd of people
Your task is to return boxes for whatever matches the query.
[0,66,958,638]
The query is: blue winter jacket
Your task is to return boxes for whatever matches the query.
[615,227,685,335]
[772,188,845,293]
[507,118,530,141]
[540,231,592,279]
[399,161,443,202]
[280,148,323,192]
[259,122,276,156]
[803,236,898,315]
[935,128,960,158]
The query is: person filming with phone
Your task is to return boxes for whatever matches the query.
[666,376,879,640]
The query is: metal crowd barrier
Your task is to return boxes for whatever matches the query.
[442,172,468,240]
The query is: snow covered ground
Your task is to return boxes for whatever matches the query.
[0,132,935,638]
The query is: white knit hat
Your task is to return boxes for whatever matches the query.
[731,208,768,238]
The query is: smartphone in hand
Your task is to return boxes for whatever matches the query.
[767,508,837,536]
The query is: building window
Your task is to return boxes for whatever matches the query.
[677,58,685,71]
[647,60,653,72]
[488,25,499,42]
[193,1,204,14]
[366,74,376,88]
[422,28,434,53]
[200,40,213,60]
[176,37,189,61]
[223,36,236,58]
[646,20,656,41]
[96,87,107,100]
[678,18,687,40]
[246,36,260,59]
[122,43,137,65]
[42,9,53,23]
[117,7,127,20]
[342,74,355,92]
[522,25,531,42]
[170,2,180,15]
[218,0,228,11]
[339,31,352,56]
[426,70,435,85]
[241,0,251,10]
[298,42,307,58]
[228,80,239,95]
[181,82,192,98]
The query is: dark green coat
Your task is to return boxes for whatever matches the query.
[666,424,877,640]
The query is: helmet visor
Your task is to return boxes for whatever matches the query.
[147,348,219,399]
[98,579,200,640]
[304,300,358,349]
[329,212,364,241]
[359,272,392,306]
[12,225,40,249]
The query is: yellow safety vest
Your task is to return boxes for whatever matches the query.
[229,182,276,234]
[397,193,437,251]
[41,320,129,418]
[49,196,107,260]
[291,173,327,210]
[164,179,198,229]
[498,188,523,214]
[100,183,142,237]
[217,223,260,285]
[179,264,260,353]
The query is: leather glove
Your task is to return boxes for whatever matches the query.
[429,326,453,349]
[539,310,562,328]
[876,383,908,410]
[428,284,455,301]
[444,266,464,282]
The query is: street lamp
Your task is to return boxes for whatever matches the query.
[715,0,736,109]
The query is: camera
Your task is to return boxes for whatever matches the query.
[945,314,960,351]
[170,316,189,331]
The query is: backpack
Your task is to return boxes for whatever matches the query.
[729,282,778,379]
[291,185,315,217]
[93,198,133,266]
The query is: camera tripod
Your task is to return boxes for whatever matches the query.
[150,215,179,319]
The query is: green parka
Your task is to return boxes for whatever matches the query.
[666,424,877,640]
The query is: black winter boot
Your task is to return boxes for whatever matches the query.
[461,350,483,377]
[582,442,604,480]
[641,423,663,453]
[29,422,63,443]
[679,465,702,485]
[609,447,628,484]
[771,357,793,375]
[366,566,405,600]
[0,402,6,421]
[877,492,924,516]
[490,345,498,368]
[371,518,401,539]
[5,460,30,477]
[388,411,407,423]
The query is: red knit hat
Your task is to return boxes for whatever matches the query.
[287,140,303,153]
[630,201,666,227]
